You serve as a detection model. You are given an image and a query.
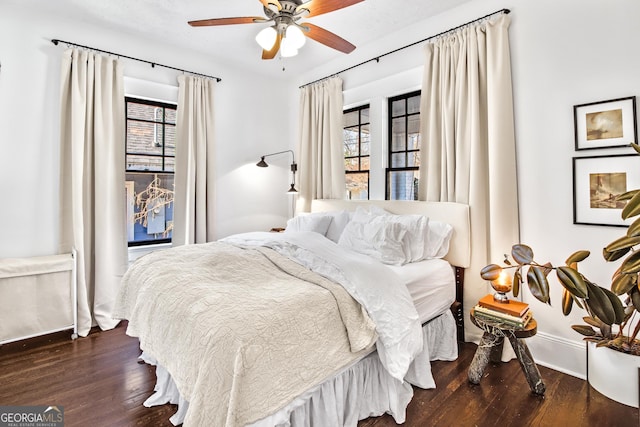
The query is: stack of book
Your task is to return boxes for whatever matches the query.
[473,294,532,328]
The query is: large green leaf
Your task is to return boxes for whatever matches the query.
[616,190,639,202]
[566,250,590,265]
[611,272,637,295]
[622,190,640,220]
[627,217,640,237]
[561,288,574,315]
[512,244,534,265]
[513,268,521,297]
[602,286,626,324]
[480,264,502,281]
[527,266,550,303]
[584,281,616,325]
[621,250,640,274]
[603,246,630,262]
[572,324,596,336]
[631,287,640,313]
[605,235,640,252]
[556,266,588,298]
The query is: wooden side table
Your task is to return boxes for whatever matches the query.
[468,308,546,395]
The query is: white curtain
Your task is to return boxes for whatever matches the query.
[59,49,127,337]
[297,77,346,212]
[419,14,519,341]
[172,75,216,245]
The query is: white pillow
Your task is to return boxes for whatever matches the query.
[324,210,351,243]
[364,206,429,263]
[338,208,408,265]
[284,213,332,235]
[424,220,453,259]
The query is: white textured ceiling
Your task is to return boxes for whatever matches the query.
[12,0,473,78]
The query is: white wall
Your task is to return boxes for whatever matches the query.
[296,0,640,378]
[0,3,296,259]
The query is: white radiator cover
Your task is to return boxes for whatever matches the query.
[0,251,77,344]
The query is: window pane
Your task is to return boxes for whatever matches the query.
[127,121,163,155]
[126,172,174,244]
[361,140,370,156]
[343,110,359,127]
[361,156,370,171]
[346,172,369,200]
[165,125,176,156]
[165,156,175,172]
[391,99,405,117]
[126,155,163,171]
[387,170,419,201]
[345,157,359,171]
[408,151,420,167]
[408,115,420,141]
[391,118,406,151]
[361,108,370,123]
[407,94,421,114]
[391,153,405,168]
[127,102,162,122]
[165,108,176,124]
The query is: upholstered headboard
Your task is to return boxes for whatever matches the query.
[310,199,471,269]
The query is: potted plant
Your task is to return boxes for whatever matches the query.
[480,143,640,406]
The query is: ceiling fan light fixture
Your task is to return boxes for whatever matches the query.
[285,25,306,49]
[256,26,277,50]
[280,38,298,57]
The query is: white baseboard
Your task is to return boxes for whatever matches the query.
[526,331,586,380]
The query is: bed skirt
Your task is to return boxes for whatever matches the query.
[140,310,457,427]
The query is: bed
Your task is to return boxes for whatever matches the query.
[113,200,471,427]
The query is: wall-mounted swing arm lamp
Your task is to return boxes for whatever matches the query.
[256,150,298,193]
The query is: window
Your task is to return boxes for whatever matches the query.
[343,105,370,200]
[125,97,176,246]
[386,91,421,200]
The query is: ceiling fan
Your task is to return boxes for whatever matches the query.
[188,0,364,60]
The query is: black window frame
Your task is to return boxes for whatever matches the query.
[386,90,421,200]
[343,104,371,200]
[125,96,177,247]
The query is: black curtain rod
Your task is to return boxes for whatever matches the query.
[299,8,510,89]
[51,39,222,82]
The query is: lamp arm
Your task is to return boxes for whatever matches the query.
[261,149,296,163]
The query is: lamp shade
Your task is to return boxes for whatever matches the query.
[280,37,298,58]
[256,156,268,167]
[256,26,277,50]
[285,25,306,49]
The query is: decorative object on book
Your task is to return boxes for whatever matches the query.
[574,96,637,151]
[490,270,512,302]
[481,144,640,358]
[573,154,640,227]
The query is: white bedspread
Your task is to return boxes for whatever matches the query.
[115,232,424,427]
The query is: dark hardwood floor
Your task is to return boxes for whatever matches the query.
[0,322,637,427]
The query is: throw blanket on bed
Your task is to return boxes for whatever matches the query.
[114,242,377,427]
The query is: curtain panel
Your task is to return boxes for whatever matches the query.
[297,77,346,212]
[418,14,519,341]
[59,49,127,336]
[172,75,216,245]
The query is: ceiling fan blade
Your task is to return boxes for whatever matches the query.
[188,17,264,27]
[262,33,283,60]
[258,0,282,11]
[303,23,355,54]
[297,0,365,18]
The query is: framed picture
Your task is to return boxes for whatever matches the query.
[573,154,640,226]
[573,96,637,150]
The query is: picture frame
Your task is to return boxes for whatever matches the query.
[573,154,640,227]
[573,96,637,150]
